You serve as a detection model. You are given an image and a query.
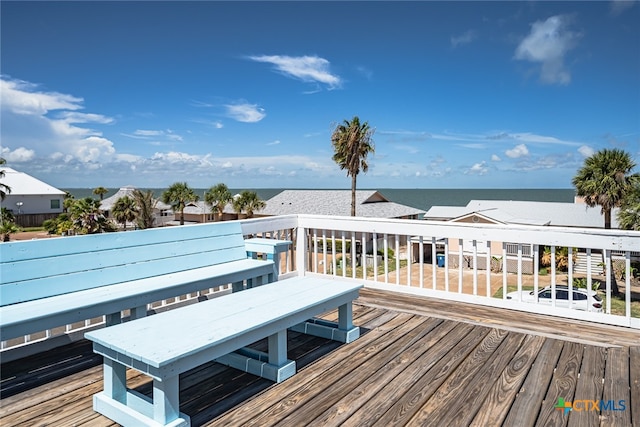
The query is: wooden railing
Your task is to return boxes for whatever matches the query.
[2,214,638,359]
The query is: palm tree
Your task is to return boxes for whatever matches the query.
[238,190,265,218]
[69,197,113,234]
[93,186,109,201]
[111,196,139,230]
[617,178,640,230]
[204,183,232,221]
[133,189,157,229]
[572,148,637,229]
[0,157,11,201]
[232,193,246,218]
[162,182,198,226]
[331,116,375,216]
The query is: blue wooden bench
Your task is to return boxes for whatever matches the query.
[0,221,290,354]
[85,276,362,427]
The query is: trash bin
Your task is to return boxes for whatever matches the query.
[436,254,445,267]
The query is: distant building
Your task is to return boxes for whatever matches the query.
[0,168,66,227]
[422,200,625,274]
[100,186,172,227]
[258,190,424,219]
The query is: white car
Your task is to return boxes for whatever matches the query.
[506,285,603,312]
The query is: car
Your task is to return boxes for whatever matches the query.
[506,285,603,312]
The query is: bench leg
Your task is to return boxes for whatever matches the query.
[130,305,148,320]
[290,302,360,344]
[105,312,122,326]
[268,330,287,366]
[153,376,180,425]
[104,358,127,403]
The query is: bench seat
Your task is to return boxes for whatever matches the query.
[0,258,274,341]
[85,276,362,427]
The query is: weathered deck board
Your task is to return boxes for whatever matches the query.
[602,347,632,426]
[568,345,606,427]
[1,289,638,427]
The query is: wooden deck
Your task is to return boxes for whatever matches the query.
[1,288,639,426]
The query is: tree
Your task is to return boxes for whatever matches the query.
[133,189,157,229]
[93,186,109,201]
[236,190,265,218]
[572,148,638,229]
[0,157,11,201]
[162,182,198,226]
[111,196,139,230]
[0,221,20,242]
[204,183,232,221]
[69,197,113,234]
[331,116,375,216]
[617,178,640,230]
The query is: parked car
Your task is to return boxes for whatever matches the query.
[506,285,603,312]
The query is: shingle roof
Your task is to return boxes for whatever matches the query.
[261,190,424,218]
[424,199,617,228]
[0,168,66,196]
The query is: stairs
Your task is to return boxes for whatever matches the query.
[573,251,604,276]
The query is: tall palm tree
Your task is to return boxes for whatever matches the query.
[93,186,109,201]
[572,148,637,229]
[0,157,11,201]
[204,183,232,221]
[111,196,139,230]
[162,182,199,226]
[133,189,157,229]
[331,116,375,216]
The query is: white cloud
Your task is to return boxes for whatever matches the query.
[224,102,266,123]
[506,144,529,158]
[1,76,117,164]
[466,161,488,175]
[578,145,595,157]
[1,146,35,162]
[267,140,281,146]
[248,54,342,89]
[451,30,477,48]
[491,154,501,162]
[514,15,581,85]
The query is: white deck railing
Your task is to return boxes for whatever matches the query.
[2,214,638,360]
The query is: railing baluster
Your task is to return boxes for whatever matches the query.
[419,236,424,288]
[444,238,450,292]
[458,239,463,293]
[472,239,478,296]
[605,249,612,314]
[517,243,522,297]
[486,241,491,298]
[383,233,389,284]
[331,230,337,276]
[626,251,631,319]
[322,229,327,275]
[395,234,400,285]
[502,243,507,300]
[373,232,378,282]
[362,232,367,281]
[551,246,557,308]
[432,236,437,290]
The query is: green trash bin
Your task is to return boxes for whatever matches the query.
[436,254,445,267]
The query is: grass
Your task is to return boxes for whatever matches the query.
[493,285,639,318]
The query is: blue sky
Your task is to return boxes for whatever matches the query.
[1,1,639,190]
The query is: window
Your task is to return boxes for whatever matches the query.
[51,199,61,209]
[573,292,587,301]
[505,243,532,257]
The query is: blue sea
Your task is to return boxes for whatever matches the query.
[64,188,575,212]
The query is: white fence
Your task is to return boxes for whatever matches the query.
[2,214,638,361]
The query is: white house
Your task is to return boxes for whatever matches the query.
[0,168,66,226]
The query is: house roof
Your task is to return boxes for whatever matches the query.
[100,186,171,211]
[0,168,66,196]
[261,190,424,218]
[424,199,618,228]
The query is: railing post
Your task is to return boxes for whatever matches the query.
[296,223,307,276]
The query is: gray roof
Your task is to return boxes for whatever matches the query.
[261,190,424,218]
[0,168,65,196]
[101,186,170,211]
[424,199,618,228]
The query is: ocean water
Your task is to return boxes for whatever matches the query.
[64,188,575,212]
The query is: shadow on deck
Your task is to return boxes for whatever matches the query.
[1,289,639,426]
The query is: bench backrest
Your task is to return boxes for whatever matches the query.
[0,221,248,306]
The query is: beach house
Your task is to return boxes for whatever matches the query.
[0,168,66,227]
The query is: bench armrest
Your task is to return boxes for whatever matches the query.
[244,238,292,278]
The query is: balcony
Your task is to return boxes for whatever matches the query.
[1,215,639,425]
